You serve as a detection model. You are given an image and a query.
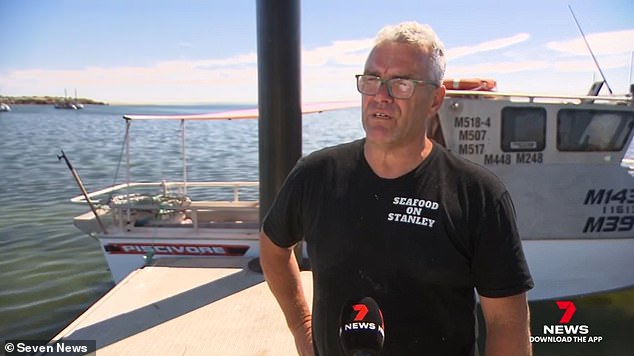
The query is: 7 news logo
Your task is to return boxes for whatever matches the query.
[352,303,369,321]
[531,300,603,344]
[543,300,588,335]
[343,303,384,333]
[556,300,576,323]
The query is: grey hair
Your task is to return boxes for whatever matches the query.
[375,22,446,83]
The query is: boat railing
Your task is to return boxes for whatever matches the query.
[445,89,633,105]
[71,181,260,232]
[70,181,259,205]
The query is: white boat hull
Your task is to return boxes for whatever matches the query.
[523,238,634,300]
[97,226,260,283]
[97,235,634,300]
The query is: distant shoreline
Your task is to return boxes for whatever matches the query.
[0,96,107,105]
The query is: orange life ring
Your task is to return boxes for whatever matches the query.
[443,78,497,91]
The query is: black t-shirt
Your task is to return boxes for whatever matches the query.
[263,139,533,356]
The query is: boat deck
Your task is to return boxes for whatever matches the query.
[52,258,313,355]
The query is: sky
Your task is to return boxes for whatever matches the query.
[0,0,633,104]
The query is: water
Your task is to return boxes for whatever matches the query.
[0,104,364,344]
[0,105,633,355]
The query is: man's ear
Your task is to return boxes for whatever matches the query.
[430,85,446,113]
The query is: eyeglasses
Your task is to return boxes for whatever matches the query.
[355,74,439,99]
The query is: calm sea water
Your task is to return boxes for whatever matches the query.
[0,104,632,355]
[0,104,363,343]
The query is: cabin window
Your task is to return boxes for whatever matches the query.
[501,107,546,152]
[557,109,634,151]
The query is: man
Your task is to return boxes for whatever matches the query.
[260,22,533,356]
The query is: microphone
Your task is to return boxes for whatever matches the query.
[339,296,385,356]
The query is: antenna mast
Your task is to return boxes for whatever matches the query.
[568,5,613,94]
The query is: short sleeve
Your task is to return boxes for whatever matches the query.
[261,159,307,248]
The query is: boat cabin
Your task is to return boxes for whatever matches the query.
[433,83,634,240]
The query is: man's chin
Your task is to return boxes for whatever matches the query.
[364,134,396,147]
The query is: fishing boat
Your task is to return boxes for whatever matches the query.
[67,82,634,300]
[431,79,634,300]
[64,102,357,284]
[0,103,11,112]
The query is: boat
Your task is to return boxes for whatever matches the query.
[64,101,357,284]
[73,89,84,109]
[0,103,10,112]
[54,101,78,110]
[430,80,634,300]
[67,82,634,300]
[54,89,83,109]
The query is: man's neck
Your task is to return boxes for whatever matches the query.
[363,137,433,179]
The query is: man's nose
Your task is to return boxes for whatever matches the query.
[373,82,393,102]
